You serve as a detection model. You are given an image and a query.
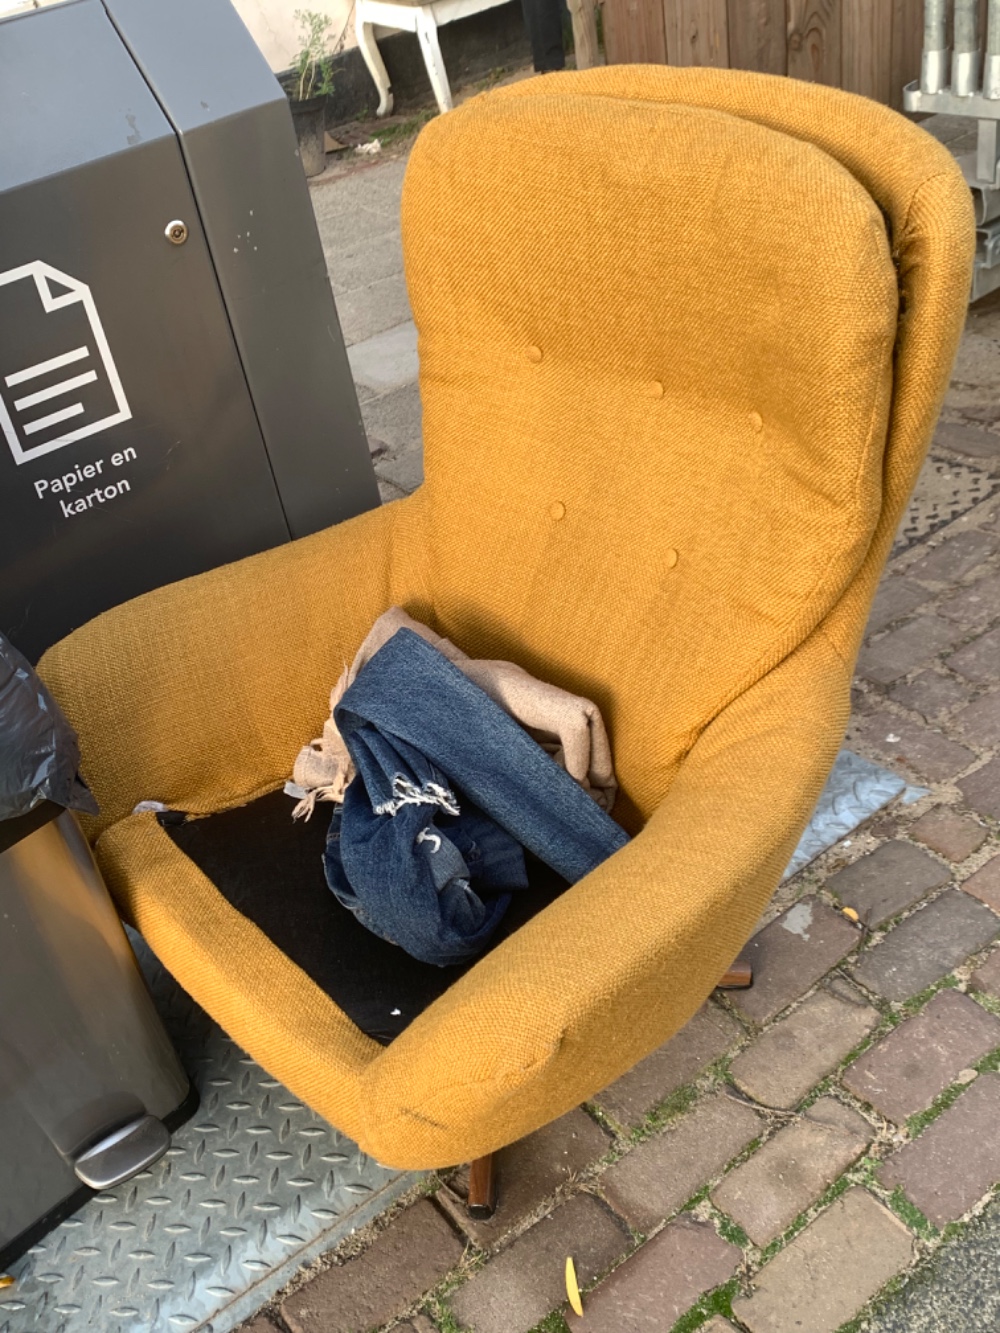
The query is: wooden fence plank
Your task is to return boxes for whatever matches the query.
[601,0,668,63]
[727,0,788,75]
[843,0,893,101]
[568,0,601,67]
[890,0,923,108]
[664,0,730,66]
[787,0,842,85]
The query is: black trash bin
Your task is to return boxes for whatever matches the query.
[0,0,378,661]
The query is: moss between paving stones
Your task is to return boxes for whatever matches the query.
[527,1313,572,1333]
[903,1039,1000,1137]
[668,1277,741,1333]
[369,108,436,149]
[888,1188,938,1241]
[832,1269,912,1333]
[413,976,1000,1333]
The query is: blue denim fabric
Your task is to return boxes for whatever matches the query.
[323,628,628,965]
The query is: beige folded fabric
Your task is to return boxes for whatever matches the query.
[291,607,617,816]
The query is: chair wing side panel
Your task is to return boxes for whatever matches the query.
[358,624,851,1167]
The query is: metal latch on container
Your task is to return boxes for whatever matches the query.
[73,1114,170,1189]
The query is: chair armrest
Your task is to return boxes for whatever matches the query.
[39,499,428,836]
[362,625,853,1167]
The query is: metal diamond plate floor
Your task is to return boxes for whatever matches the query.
[893,453,999,554]
[0,939,413,1333]
[0,750,913,1333]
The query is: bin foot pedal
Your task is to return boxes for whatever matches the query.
[73,1114,170,1189]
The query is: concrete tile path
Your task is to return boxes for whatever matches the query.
[241,125,1000,1333]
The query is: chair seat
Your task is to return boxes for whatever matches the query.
[163,790,569,1044]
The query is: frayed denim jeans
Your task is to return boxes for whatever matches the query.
[323,628,628,966]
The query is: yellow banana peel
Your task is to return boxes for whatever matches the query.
[565,1255,583,1317]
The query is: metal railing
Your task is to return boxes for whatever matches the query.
[906,1,1000,297]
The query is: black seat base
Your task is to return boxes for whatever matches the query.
[164,790,568,1044]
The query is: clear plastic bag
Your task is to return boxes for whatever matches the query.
[0,632,98,821]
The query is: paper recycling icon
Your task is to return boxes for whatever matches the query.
[0,261,132,465]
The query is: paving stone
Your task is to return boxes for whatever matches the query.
[907,530,997,582]
[376,449,423,494]
[347,319,418,391]
[592,1003,742,1128]
[729,987,880,1109]
[398,1318,438,1333]
[958,757,1000,820]
[449,1193,629,1333]
[858,616,963,685]
[879,1073,1000,1226]
[731,1189,912,1333]
[281,1200,464,1333]
[728,898,860,1024]
[377,477,407,504]
[711,1098,872,1246]
[858,714,976,783]
[939,574,1000,630]
[948,626,1000,684]
[934,420,1000,460]
[910,808,988,863]
[842,988,1000,1122]
[970,948,1000,997]
[866,577,930,635]
[700,1321,738,1332]
[360,381,423,452]
[890,670,972,720]
[577,1216,740,1332]
[852,890,1000,1001]
[954,689,1000,747]
[962,854,1000,910]
[827,841,951,927]
[599,1093,763,1233]
[239,1320,282,1333]
[325,226,405,296]
[437,1108,611,1247]
[336,272,413,346]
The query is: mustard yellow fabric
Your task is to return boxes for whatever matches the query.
[39,68,973,1169]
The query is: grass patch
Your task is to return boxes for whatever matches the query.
[887,1188,937,1241]
[631,1083,699,1143]
[758,1170,854,1264]
[431,1310,464,1333]
[473,64,512,91]
[904,1042,1000,1138]
[527,1314,572,1333]
[371,108,435,147]
[668,1277,740,1333]
[972,989,1000,1016]
[896,973,960,1020]
[713,1210,751,1249]
[906,1082,967,1137]
[832,1269,911,1333]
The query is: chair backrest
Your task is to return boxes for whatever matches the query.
[400,68,972,827]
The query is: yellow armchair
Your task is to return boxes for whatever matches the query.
[39,67,973,1169]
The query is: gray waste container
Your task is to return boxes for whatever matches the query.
[0,0,378,661]
[0,804,194,1270]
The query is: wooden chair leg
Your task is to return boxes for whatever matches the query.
[467,1151,499,1220]
[717,949,754,990]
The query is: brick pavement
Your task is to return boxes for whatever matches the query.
[238,127,1000,1333]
